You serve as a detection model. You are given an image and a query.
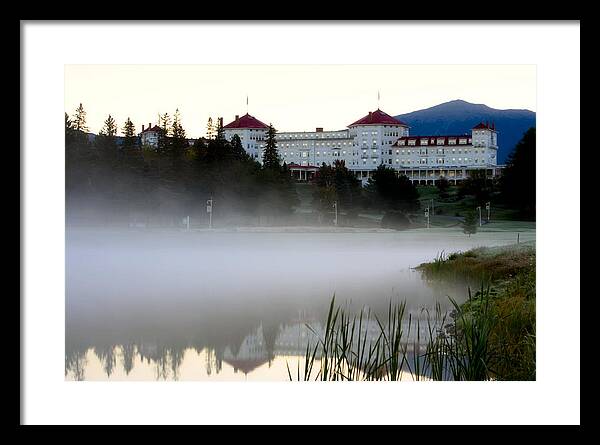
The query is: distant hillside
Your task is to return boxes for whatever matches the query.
[395,99,536,164]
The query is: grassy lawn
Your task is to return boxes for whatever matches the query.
[292,183,535,231]
[416,185,526,221]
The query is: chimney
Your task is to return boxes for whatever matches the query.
[142,124,145,132]
[316,127,323,132]
[235,115,239,121]
[369,111,372,116]
[149,122,151,129]
[219,117,223,128]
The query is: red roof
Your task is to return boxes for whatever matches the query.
[223,113,269,129]
[348,109,408,127]
[472,121,496,130]
[141,125,162,133]
[394,135,473,147]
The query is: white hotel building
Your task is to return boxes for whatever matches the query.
[222,109,502,185]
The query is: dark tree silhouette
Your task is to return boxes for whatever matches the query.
[500,127,536,218]
[365,165,420,212]
[462,210,478,236]
[436,176,451,198]
[262,124,280,170]
[122,117,137,148]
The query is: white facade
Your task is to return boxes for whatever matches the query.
[222,127,267,160]
[222,111,501,184]
[276,129,353,167]
[349,122,410,171]
[139,123,161,148]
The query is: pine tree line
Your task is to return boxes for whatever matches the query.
[65,104,299,227]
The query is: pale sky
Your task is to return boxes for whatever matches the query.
[65,65,536,139]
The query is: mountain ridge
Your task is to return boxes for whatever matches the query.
[394,99,536,163]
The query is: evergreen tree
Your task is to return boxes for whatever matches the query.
[500,127,536,218]
[262,124,280,170]
[462,210,478,236]
[458,169,494,202]
[71,103,89,146]
[73,103,88,132]
[230,134,250,161]
[99,114,117,137]
[314,161,361,221]
[365,165,419,212]
[436,176,450,198]
[171,108,188,156]
[122,117,137,148]
[97,114,118,151]
[157,112,172,153]
[332,160,361,213]
[65,112,76,146]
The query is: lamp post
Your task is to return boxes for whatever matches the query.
[333,201,338,226]
[477,206,482,227]
[206,197,213,229]
[425,207,430,229]
[485,201,491,222]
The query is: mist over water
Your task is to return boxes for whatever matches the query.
[65,228,532,380]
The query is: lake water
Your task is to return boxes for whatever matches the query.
[65,227,535,381]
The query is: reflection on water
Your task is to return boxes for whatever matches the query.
[66,229,530,381]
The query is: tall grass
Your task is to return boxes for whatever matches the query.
[287,286,500,381]
[286,244,535,381]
